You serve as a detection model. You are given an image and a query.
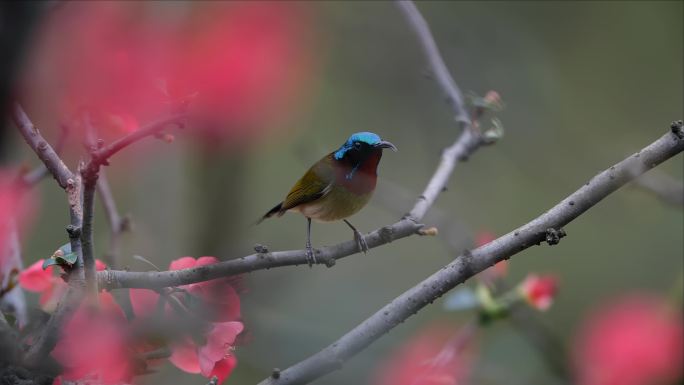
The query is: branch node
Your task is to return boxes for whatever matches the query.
[379,226,395,243]
[671,120,683,139]
[545,228,567,246]
[254,244,269,254]
[417,226,439,236]
[323,256,336,268]
[66,225,81,239]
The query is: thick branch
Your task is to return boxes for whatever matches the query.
[12,103,74,188]
[21,122,69,187]
[80,166,99,300]
[256,127,684,385]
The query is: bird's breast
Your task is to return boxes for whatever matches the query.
[293,184,373,222]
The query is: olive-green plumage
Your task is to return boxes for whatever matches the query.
[259,132,397,265]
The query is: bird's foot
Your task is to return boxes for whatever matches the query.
[305,244,317,267]
[353,230,369,254]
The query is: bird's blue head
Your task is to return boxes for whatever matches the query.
[334,132,397,160]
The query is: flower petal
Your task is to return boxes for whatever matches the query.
[129,288,160,318]
[170,338,201,374]
[169,256,198,271]
[19,260,54,292]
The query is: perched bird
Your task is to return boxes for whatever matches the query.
[258,132,397,265]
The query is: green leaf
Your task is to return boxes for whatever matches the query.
[42,258,59,269]
[57,252,78,266]
[59,243,72,255]
[42,243,77,270]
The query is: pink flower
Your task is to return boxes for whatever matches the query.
[21,2,315,150]
[170,322,244,384]
[52,292,131,385]
[130,256,243,384]
[19,258,108,311]
[372,323,474,385]
[0,171,37,267]
[131,256,240,321]
[519,274,558,311]
[573,294,683,385]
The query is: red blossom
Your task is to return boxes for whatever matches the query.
[19,258,109,312]
[52,292,131,385]
[372,323,474,385]
[130,256,243,384]
[573,294,683,385]
[0,171,37,267]
[20,1,315,150]
[519,274,558,311]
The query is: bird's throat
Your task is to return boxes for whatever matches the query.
[335,150,382,194]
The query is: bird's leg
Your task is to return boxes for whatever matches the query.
[305,217,316,267]
[343,219,369,253]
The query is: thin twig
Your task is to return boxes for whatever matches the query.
[88,112,186,169]
[396,0,470,128]
[633,169,683,206]
[256,126,684,385]
[97,170,128,268]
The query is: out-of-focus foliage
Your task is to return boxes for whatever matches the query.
[6,1,683,384]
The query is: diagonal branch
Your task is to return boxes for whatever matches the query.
[88,112,187,169]
[21,122,70,187]
[12,103,74,188]
[255,125,684,385]
[396,0,470,127]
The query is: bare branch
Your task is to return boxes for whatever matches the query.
[97,170,128,268]
[255,127,684,385]
[80,164,99,300]
[396,0,470,127]
[11,103,74,188]
[21,122,70,187]
[88,112,186,168]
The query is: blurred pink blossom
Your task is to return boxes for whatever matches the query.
[129,256,243,384]
[573,294,683,385]
[52,292,131,385]
[372,323,475,385]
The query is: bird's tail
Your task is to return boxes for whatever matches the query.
[255,202,284,225]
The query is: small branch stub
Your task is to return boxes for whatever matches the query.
[670,120,683,139]
[66,225,81,239]
[545,228,567,246]
[254,244,269,254]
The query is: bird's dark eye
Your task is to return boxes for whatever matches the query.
[353,141,362,149]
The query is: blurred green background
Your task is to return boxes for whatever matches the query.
[9,1,683,384]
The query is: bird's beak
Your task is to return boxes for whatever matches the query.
[375,140,398,152]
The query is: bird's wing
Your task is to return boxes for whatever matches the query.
[281,154,335,211]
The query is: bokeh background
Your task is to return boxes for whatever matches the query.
[1,1,682,384]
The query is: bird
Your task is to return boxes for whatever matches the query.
[258,132,397,266]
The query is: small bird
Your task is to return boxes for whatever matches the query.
[258,132,397,265]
